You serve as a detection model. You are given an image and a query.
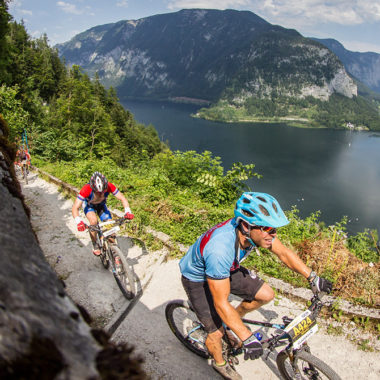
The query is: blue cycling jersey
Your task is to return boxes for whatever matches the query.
[179,218,255,282]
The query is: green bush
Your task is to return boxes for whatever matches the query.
[347,230,379,263]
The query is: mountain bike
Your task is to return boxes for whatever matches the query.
[87,218,136,299]
[165,291,341,379]
[21,161,30,184]
[16,161,29,184]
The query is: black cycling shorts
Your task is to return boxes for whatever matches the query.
[181,266,264,333]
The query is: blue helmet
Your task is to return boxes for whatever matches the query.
[234,192,289,228]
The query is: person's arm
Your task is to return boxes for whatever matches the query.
[114,191,134,219]
[270,238,311,280]
[72,198,86,231]
[114,191,130,210]
[72,198,83,219]
[207,277,252,341]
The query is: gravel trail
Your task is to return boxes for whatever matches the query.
[22,172,379,380]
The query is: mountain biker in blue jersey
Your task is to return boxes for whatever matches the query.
[179,192,332,380]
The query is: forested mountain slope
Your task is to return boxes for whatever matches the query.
[0,17,164,166]
[57,9,356,102]
[57,9,380,130]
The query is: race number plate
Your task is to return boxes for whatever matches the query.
[283,309,318,349]
[103,226,120,237]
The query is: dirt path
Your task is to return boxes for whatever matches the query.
[22,172,379,380]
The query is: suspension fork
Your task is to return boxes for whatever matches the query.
[286,345,310,376]
[97,229,105,250]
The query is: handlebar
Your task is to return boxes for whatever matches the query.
[86,217,130,232]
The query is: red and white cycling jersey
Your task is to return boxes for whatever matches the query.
[77,182,118,205]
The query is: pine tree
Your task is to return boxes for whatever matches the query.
[0,0,11,82]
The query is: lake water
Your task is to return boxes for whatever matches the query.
[122,99,380,235]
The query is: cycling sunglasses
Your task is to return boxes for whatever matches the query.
[252,225,277,234]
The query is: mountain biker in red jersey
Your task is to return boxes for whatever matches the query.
[15,147,31,169]
[179,192,332,380]
[71,171,134,255]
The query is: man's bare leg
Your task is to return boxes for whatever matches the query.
[85,211,98,243]
[205,328,224,364]
[236,282,275,317]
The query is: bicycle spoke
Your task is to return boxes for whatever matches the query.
[277,350,341,380]
[173,306,207,350]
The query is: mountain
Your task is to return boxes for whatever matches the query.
[312,38,380,94]
[57,9,357,103]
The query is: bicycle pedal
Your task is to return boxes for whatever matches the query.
[230,356,239,366]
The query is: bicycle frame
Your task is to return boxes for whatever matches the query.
[229,293,324,358]
[166,293,340,379]
[89,219,124,248]
[183,293,324,359]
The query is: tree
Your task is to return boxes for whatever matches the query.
[32,34,66,101]
[0,84,31,141]
[0,0,11,81]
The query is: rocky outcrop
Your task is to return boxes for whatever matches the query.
[301,68,357,100]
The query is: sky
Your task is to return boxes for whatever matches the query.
[8,0,380,54]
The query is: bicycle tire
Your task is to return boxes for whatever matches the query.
[22,165,28,184]
[100,248,110,269]
[110,245,136,299]
[165,300,210,359]
[276,349,341,380]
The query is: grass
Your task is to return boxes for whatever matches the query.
[327,324,344,335]
[358,339,374,352]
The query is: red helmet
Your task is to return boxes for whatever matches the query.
[90,172,108,192]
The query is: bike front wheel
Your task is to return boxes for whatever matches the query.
[276,349,341,380]
[100,248,110,269]
[165,300,210,359]
[110,245,136,300]
[22,165,28,184]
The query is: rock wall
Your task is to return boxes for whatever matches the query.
[0,115,146,379]
[300,68,357,101]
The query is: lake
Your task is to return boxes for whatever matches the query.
[122,99,380,236]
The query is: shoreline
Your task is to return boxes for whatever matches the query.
[193,112,370,130]
[192,112,324,128]
[168,96,212,106]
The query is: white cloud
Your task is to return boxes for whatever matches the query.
[56,1,84,15]
[8,0,23,10]
[30,30,42,38]
[20,10,33,16]
[8,0,33,17]
[117,0,129,7]
[167,1,380,25]
[167,0,251,11]
[254,0,380,27]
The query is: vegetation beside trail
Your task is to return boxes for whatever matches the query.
[1,5,379,308]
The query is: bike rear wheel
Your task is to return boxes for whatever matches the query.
[276,350,341,380]
[165,300,210,359]
[109,245,136,300]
